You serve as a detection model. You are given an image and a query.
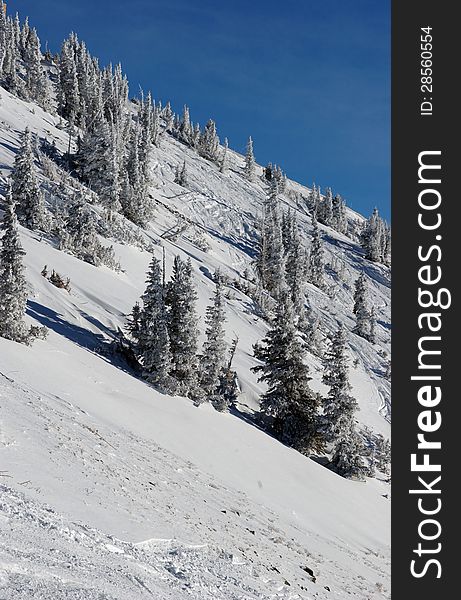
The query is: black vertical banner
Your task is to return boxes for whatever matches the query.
[392,1,457,598]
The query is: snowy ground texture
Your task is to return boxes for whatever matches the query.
[0,83,390,599]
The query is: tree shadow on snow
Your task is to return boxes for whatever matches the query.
[27,300,109,353]
[27,300,142,379]
[0,140,20,158]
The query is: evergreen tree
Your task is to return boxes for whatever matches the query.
[174,160,188,187]
[374,434,391,475]
[121,121,151,226]
[198,119,220,162]
[191,122,201,148]
[24,27,50,109]
[330,423,366,479]
[256,182,286,297]
[161,101,174,133]
[244,136,255,181]
[2,14,24,96]
[284,216,305,315]
[199,278,228,408]
[61,196,118,269]
[80,116,121,214]
[279,173,287,193]
[0,1,7,76]
[298,304,323,357]
[361,208,388,263]
[253,291,320,454]
[11,128,47,231]
[0,187,29,344]
[307,212,324,289]
[353,273,374,341]
[58,35,80,124]
[166,256,200,397]
[19,16,30,60]
[369,306,376,344]
[281,209,295,252]
[136,255,172,391]
[383,223,391,266]
[353,273,366,314]
[322,325,365,478]
[322,325,357,440]
[178,105,192,145]
[264,162,273,182]
[126,301,141,337]
[218,336,240,410]
[308,183,321,215]
[318,187,333,226]
[331,194,347,234]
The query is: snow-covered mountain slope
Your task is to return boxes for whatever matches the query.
[0,84,390,599]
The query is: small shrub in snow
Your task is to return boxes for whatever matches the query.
[48,269,71,292]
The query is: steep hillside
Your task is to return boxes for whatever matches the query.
[1,60,390,600]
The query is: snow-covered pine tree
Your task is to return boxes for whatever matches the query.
[255,181,286,297]
[331,194,347,234]
[151,101,161,147]
[330,423,367,479]
[174,160,188,187]
[318,187,333,226]
[61,195,118,268]
[19,16,30,60]
[369,306,376,344]
[383,223,391,266]
[253,290,320,454]
[161,101,174,133]
[3,11,26,97]
[353,273,374,341]
[198,119,220,162]
[136,255,172,391]
[307,212,324,289]
[11,128,47,231]
[263,162,273,182]
[361,208,387,263]
[244,136,255,181]
[322,324,365,478]
[166,256,200,398]
[177,105,192,145]
[279,173,287,193]
[281,209,295,253]
[298,304,323,357]
[108,62,129,129]
[79,116,121,215]
[307,183,320,214]
[58,35,80,125]
[284,215,305,315]
[322,325,357,440]
[218,336,240,410]
[199,278,228,409]
[374,434,391,475]
[354,302,372,341]
[138,90,155,152]
[126,301,141,337]
[0,1,7,76]
[191,122,201,148]
[0,187,29,344]
[121,121,151,226]
[24,27,50,110]
[353,273,366,314]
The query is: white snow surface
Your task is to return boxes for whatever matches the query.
[0,85,390,599]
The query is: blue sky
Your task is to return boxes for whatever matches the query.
[14,0,390,220]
